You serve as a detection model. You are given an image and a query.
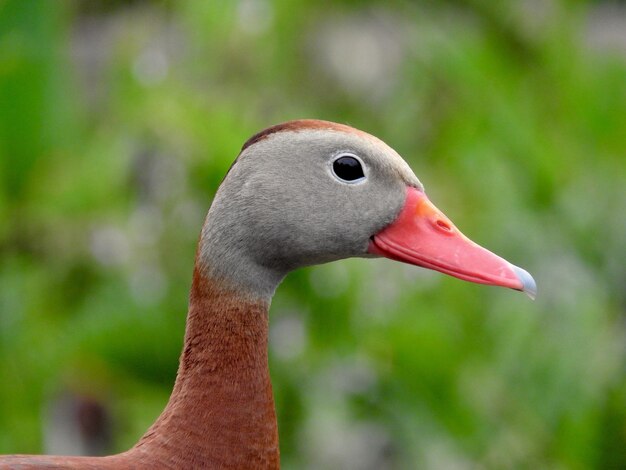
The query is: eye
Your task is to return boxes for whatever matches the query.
[332,154,366,183]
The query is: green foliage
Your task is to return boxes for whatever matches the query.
[0,0,625,468]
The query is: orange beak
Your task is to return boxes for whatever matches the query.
[369,187,536,299]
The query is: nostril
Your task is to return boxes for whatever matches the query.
[435,219,453,232]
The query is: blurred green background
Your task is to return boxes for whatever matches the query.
[1,0,625,468]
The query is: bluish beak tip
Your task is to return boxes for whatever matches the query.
[512,265,537,300]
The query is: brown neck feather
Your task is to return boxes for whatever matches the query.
[128,266,280,468]
[0,267,279,469]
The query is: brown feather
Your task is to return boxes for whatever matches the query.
[0,268,279,469]
[241,119,376,151]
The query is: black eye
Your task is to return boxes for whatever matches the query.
[332,155,365,182]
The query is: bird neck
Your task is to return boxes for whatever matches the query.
[0,267,280,469]
[128,266,280,468]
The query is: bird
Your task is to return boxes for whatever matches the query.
[0,119,535,469]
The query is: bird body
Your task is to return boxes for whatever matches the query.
[0,120,535,469]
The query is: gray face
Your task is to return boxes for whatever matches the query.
[199,128,422,297]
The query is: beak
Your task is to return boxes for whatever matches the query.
[368,187,536,299]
